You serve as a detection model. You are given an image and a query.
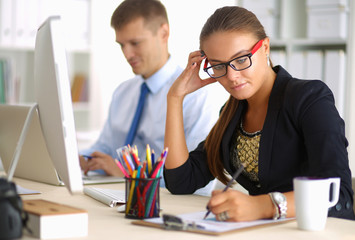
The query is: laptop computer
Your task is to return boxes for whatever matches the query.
[0,104,124,185]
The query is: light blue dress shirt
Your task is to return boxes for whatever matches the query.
[80,56,220,192]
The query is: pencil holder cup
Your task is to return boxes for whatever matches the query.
[125,177,161,219]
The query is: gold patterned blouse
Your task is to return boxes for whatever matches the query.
[231,121,261,183]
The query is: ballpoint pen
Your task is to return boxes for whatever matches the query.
[203,163,245,219]
[81,154,93,160]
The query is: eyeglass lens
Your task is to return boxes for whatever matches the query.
[206,55,251,78]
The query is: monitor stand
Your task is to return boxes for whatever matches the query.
[7,103,38,181]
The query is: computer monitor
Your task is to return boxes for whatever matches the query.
[33,16,83,194]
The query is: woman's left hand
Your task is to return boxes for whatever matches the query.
[207,189,273,222]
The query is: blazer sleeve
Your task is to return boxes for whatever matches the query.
[164,141,215,194]
[286,79,354,219]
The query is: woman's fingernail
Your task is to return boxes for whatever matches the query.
[200,50,205,57]
[192,62,196,66]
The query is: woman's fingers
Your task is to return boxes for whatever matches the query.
[188,50,206,68]
[168,50,216,98]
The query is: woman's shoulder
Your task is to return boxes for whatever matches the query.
[285,77,333,103]
[274,66,330,95]
[274,66,335,118]
[281,77,337,126]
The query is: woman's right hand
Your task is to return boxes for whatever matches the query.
[168,50,216,100]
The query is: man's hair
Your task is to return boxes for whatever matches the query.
[111,0,168,34]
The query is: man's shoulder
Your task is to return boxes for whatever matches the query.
[119,75,142,87]
[164,64,183,86]
[112,76,141,93]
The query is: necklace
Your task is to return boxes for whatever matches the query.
[239,119,262,137]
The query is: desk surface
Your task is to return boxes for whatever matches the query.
[13,178,355,240]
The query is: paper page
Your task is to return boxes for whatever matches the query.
[16,184,41,195]
[146,211,293,233]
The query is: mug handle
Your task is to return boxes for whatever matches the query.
[328,177,340,208]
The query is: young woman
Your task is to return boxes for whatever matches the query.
[163,6,355,222]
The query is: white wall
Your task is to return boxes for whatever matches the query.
[164,0,236,68]
[89,0,133,129]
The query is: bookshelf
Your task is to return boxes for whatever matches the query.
[0,0,93,132]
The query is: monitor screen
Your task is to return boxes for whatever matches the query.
[34,16,83,194]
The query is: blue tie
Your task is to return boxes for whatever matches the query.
[125,82,149,146]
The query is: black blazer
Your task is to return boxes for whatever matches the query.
[165,66,354,219]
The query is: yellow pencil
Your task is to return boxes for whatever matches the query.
[126,170,137,215]
[146,144,152,174]
[133,145,138,156]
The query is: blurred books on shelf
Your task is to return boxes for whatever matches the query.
[0,59,5,103]
[305,50,323,80]
[71,73,88,103]
[324,49,346,117]
[288,51,307,79]
[270,50,286,67]
[0,58,19,104]
[288,50,324,80]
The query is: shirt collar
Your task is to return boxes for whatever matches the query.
[140,56,177,94]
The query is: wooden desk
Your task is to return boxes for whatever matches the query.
[13,178,355,240]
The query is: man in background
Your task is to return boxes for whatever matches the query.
[79,0,219,190]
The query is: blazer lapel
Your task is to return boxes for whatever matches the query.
[258,66,291,192]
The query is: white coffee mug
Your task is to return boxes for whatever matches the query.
[293,177,340,231]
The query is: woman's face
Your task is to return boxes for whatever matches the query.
[202,31,270,101]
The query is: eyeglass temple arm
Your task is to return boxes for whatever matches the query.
[251,39,263,55]
[203,59,208,69]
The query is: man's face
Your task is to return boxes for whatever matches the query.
[115,17,167,79]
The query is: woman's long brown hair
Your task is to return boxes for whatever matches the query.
[200,7,267,185]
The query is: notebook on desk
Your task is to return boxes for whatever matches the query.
[133,211,295,236]
[0,104,124,186]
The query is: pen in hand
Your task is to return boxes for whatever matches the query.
[203,163,245,220]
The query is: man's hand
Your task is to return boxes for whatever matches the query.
[79,152,123,177]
